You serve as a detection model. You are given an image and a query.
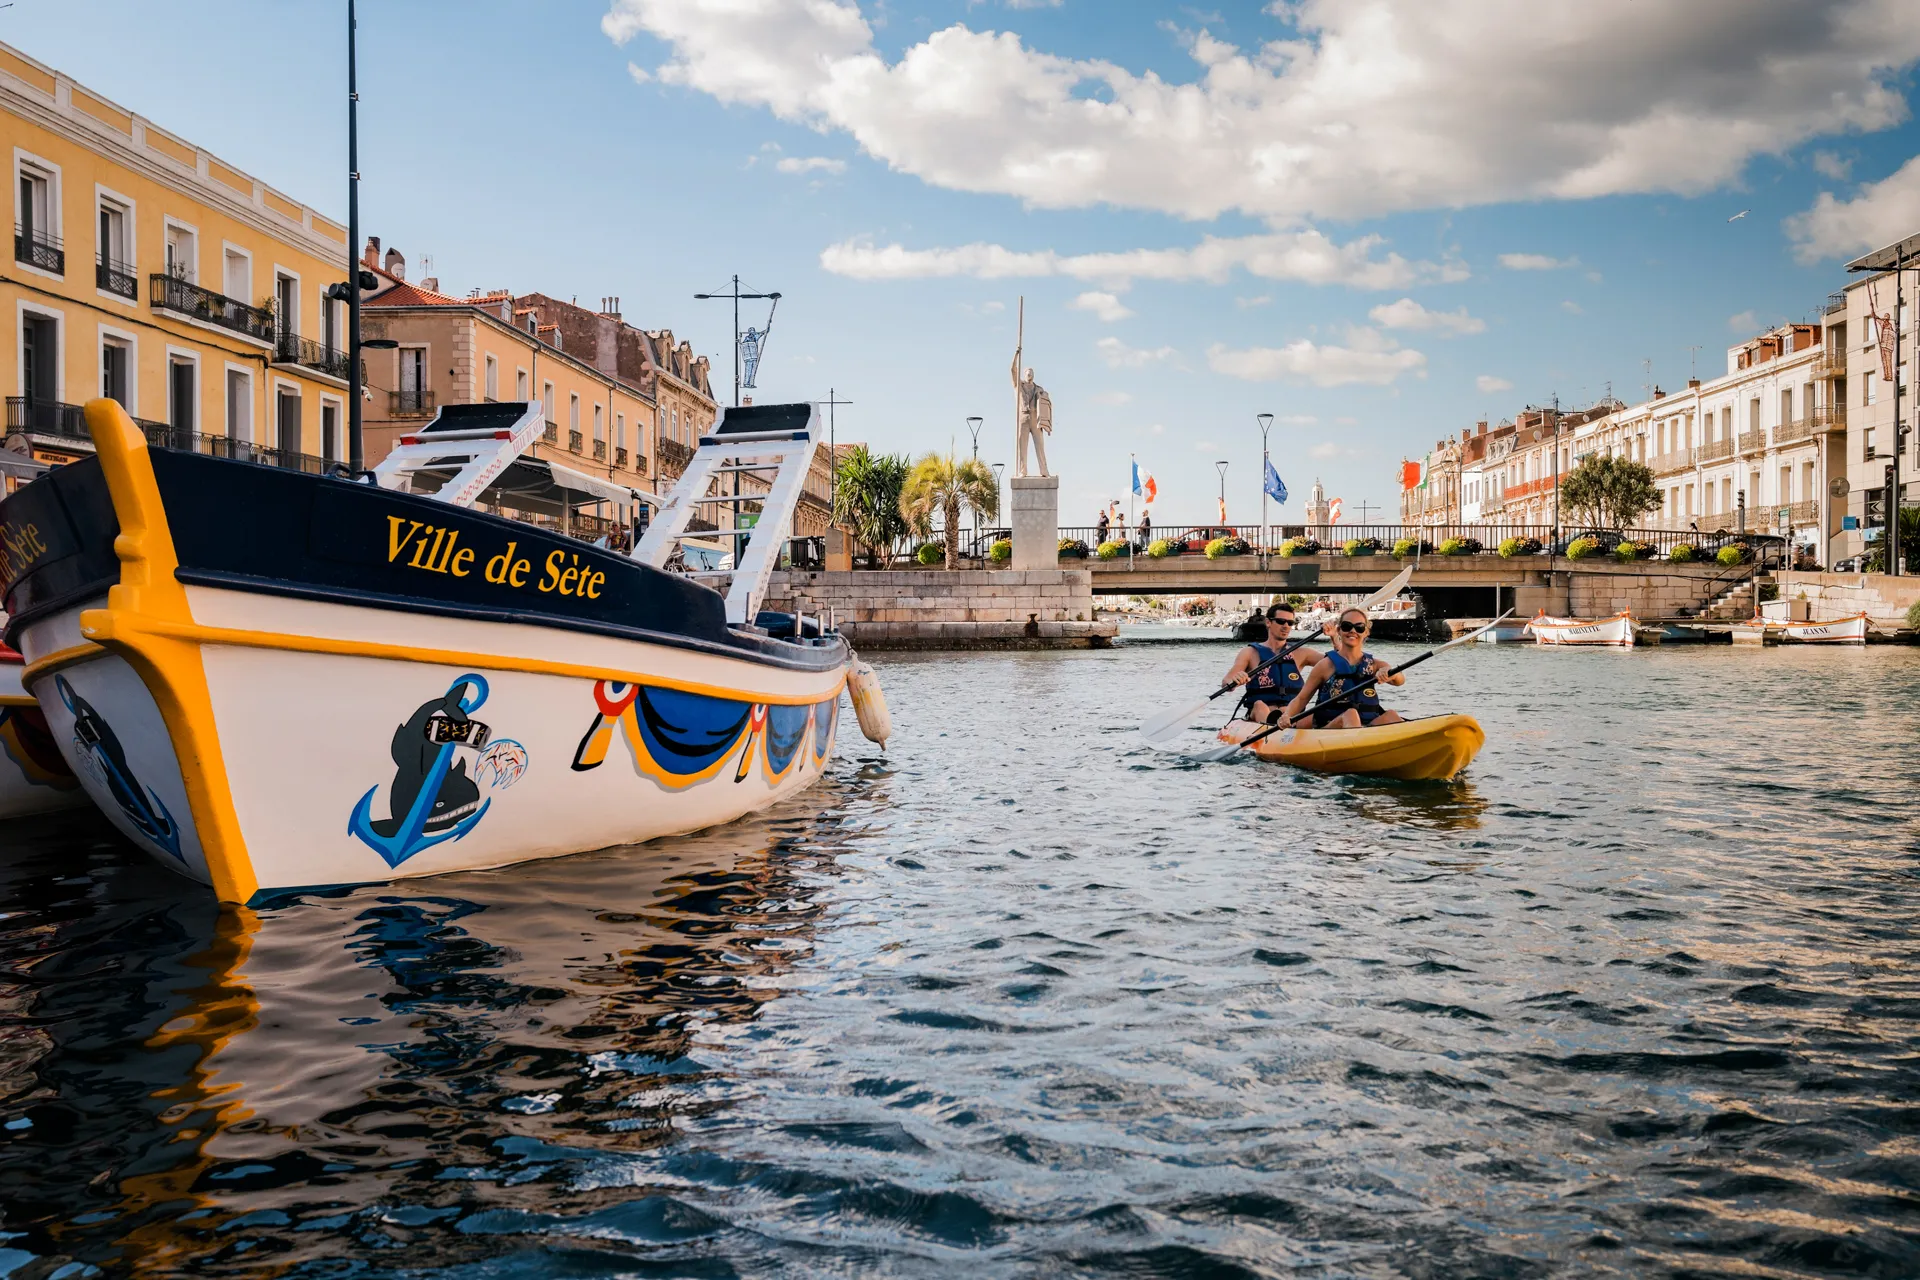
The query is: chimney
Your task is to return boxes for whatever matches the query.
[362,235,381,269]
[1477,421,1488,435]
[384,247,406,280]
[421,277,439,293]
[1687,377,1700,390]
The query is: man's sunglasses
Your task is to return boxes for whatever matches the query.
[1266,615,1296,626]
[1336,619,1369,634]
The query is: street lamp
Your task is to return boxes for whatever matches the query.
[1256,412,1274,569]
[992,462,1005,539]
[966,416,983,459]
[1216,460,1229,525]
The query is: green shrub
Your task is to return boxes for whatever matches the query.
[915,542,943,565]
[1614,540,1648,563]
[1438,536,1482,556]
[1225,536,1253,556]
[1392,538,1420,557]
[1058,538,1089,559]
[1566,536,1601,561]
[1343,538,1380,557]
[1096,539,1128,560]
[1278,537,1321,557]
[1716,543,1750,566]
[1907,599,1920,629]
[1146,538,1174,559]
[1498,536,1542,558]
[1668,542,1697,563]
[1204,536,1233,559]
[988,539,1012,564]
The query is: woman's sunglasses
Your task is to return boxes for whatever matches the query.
[1336,619,1369,634]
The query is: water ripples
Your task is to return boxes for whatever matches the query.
[2,641,1919,1276]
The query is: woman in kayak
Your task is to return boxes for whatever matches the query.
[1221,602,1325,725]
[1279,608,1404,730]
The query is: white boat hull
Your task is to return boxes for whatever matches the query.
[1473,619,1533,644]
[19,595,842,895]
[0,645,87,819]
[1779,613,1869,644]
[1526,612,1635,647]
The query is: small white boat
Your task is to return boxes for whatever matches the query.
[1,398,876,903]
[0,637,86,818]
[1778,612,1870,644]
[1366,593,1427,640]
[1525,611,1635,647]
[1472,617,1533,644]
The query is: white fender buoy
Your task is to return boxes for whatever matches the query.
[847,659,891,749]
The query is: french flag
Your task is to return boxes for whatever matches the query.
[1132,458,1157,506]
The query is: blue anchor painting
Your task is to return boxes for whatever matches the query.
[55,674,184,862]
[349,673,528,868]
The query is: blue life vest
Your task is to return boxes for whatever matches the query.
[1241,642,1303,710]
[1317,649,1383,719]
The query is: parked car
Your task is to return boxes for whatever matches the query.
[963,527,1012,559]
[1169,526,1242,552]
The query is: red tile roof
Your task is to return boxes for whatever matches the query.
[366,279,468,307]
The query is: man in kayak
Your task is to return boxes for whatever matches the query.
[1222,602,1325,725]
[1279,607,1405,730]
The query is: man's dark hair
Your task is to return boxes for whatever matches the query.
[1265,603,1297,621]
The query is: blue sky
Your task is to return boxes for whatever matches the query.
[12,1,1920,525]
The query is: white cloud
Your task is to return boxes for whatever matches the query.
[775,155,847,174]
[1070,290,1135,322]
[1499,253,1575,271]
[819,227,1463,290]
[1727,309,1759,332]
[602,0,1920,223]
[1236,295,1273,308]
[1812,150,1852,180]
[1368,296,1485,336]
[1279,413,1317,424]
[1786,154,1920,263]
[1475,374,1513,393]
[1092,390,1133,406]
[626,61,653,84]
[1560,299,1583,314]
[1308,441,1345,460]
[1097,337,1176,368]
[1207,328,1426,387]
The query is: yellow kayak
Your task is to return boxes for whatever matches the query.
[1218,714,1485,781]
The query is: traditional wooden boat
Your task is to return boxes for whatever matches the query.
[0,398,865,903]
[1525,611,1635,647]
[1366,593,1428,640]
[1778,612,1870,644]
[1216,714,1484,781]
[1472,617,1533,644]
[0,636,85,817]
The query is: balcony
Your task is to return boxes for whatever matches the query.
[591,438,606,461]
[658,437,694,475]
[6,397,87,440]
[272,331,351,381]
[1699,437,1734,462]
[543,421,558,444]
[96,255,136,300]
[150,273,274,342]
[14,225,62,274]
[389,388,435,418]
[1737,430,1764,454]
[1817,344,1846,377]
[1651,448,1696,475]
[569,429,583,454]
[1502,476,1554,502]
[614,446,628,469]
[140,423,328,474]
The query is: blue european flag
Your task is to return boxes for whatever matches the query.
[1263,458,1288,504]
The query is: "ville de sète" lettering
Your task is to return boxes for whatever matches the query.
[386,516,605,599]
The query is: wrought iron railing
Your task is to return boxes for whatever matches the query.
[658,437,694,473]
[591,438,606,460]
[1055,522,1786,563]
[96,255,136,299]
[542,421,558,444]
[1699,437,1734,462]
[1652,448,1697,475]
[614,446,628,469]
[569,429,583,454]
[14,226,62,274]
[138,424,329,474]
[1817,344,1846,377]
[5,397,87,439]
[273,331,352,380]
[390,388,435,417]
[149,273,274,342]
[1737,430,1764,454]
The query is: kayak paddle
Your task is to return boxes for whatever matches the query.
[1186,609,1514,763]
[1137,565,1413,746]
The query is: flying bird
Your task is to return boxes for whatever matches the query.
[1728,210,1749,222]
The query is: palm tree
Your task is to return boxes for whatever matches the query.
[832,445,911,567]
[899,452,999,568]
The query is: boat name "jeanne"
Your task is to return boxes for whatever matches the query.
[385,517,606,599]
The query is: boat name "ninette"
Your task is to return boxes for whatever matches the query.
[385,516,606,599]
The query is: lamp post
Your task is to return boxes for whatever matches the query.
[345,0,363,473]
[1256,412,1274,570]
[1216,460,1229,526]
[992,462,1004,537]
[966,415,983,459]
[693,276,780,407]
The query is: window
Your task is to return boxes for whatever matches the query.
[593,404,604,441]
[169,357,196,431]
[1779,388,1792,427]
[20,309,59,407]
[484,354,498,401]
[165,222,196,281]
[222,247,250,304]
[14,159,59,273]
[1779,465,1792,505]
[275,273,297,339]
[1748,396,1760,432]
[1721,407,1731,439]
[225,368,251,441]
[1865,427,1877,459]
[515,368,528,401]
[101,335,130,406]
[1804,461,1816,505]
[569,393,579,432]
[96,195,132,297]
[1722,478,1733,513]
[322,400,339,461]
[616,413,625,449]
[399,348,427,412]
[1867,372,1877,406]
[321,294,341,355]
[542,381,554,422]
[277,388,302,454]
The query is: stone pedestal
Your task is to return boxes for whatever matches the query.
[1010,476,1060,571]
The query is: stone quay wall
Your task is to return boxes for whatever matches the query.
[1773,572,1920,633]
[1564,563,1750,619]
[765,569,1119,649]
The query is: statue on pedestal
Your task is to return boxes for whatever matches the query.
[1011,298,1052,478]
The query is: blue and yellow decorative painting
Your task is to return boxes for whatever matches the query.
[571,679,826,790]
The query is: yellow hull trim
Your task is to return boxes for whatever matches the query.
[1220,713,1485,781]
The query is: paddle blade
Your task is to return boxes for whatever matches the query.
[1138,694,1213,743]
[1363,565,1415,609]
[1186,740,1249,763]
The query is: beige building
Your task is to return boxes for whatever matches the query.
[1832,251,1916,566]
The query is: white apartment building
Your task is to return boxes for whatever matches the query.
[1832,246,1916,567]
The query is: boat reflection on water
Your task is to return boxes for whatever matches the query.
[1331,775,1490,836]
[0,787,856,1274]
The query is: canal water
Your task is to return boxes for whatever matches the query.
[3,640,1919,1278]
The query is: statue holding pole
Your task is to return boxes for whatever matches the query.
[1011,297,1052,478]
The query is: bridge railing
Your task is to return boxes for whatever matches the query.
[1058,523,1787,565]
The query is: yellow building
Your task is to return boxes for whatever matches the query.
[2,40,352,469]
